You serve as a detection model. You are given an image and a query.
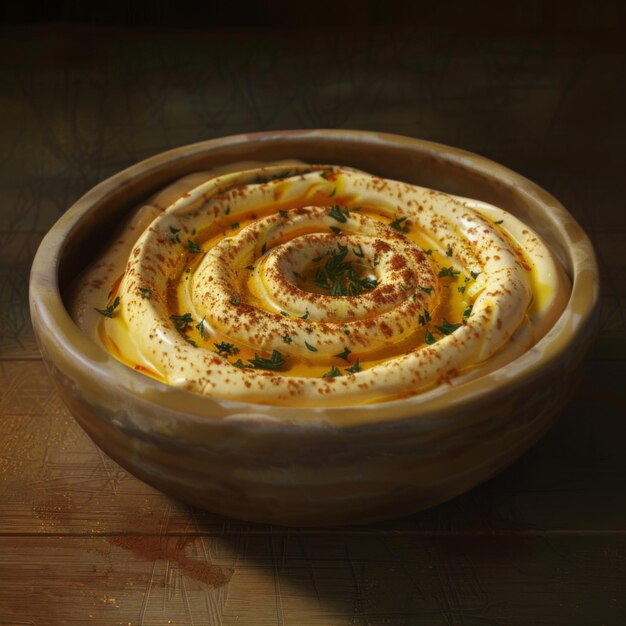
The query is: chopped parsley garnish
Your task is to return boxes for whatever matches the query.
[279,310,289,317]
[334,346,352,361]
[458,285,466,294]
[283,334,293,344]
[279,209,288,218]
[231,222,240,230]
[352,244,365,258]
[495,219,504,225]
[319,170,333,180]
[345,359,361,374]
[261,242,267,255]
[315,268,330,290]
[446,244,454,257]
[245,265,255,270]
[230,296,241,306]
[170,312,192,329]
[420,286,433,294]
[343,328,351,335]
[169,226,181,243]
[436,320,462,335]
[139,287,151,299]
[424,329,436,345]
[314,244,378,296]
[418,309,431,326]
[470,270,481,280]
[330,226,342,236]
[188,240,202,254]
[232,358,251,369]
[438,266,460,278]
[248,350,285,371]
[389,215,410,233]
[214,342,240,356]
[300,310,310,320]
[322,366,342,378]
[95,296,120,318]
[463,304,473,318]
[195,316,206,339]
[305,341,318,352]
[423,248,433,255]
[328,204,348,223]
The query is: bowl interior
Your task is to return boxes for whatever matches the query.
[57,131,575,302]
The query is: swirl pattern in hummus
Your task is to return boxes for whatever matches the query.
[71,164,569,406]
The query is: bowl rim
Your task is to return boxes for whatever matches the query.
[29,129,601,429]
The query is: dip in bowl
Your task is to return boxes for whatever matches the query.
[29,130,600,526]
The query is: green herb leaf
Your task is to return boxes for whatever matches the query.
[345,359,361,374]
[195,316,206,339]
[446,244,454,257]
[389,215,410,233]
[188,240,202,254]
[436,320,462,335]
[463,304,473,318]
[283,334,293,344]
[170,312,192,329]
[300,310,310,320]
[280,310,289,316]
[231,222,240,230]
[334,346,352,361]
[420,286,433,294]
[233,358,251,369]
[230,295,241,306]
[279,209,288,218]
[169,226,181,243]
[423,248,433,255]
[244,265,255,270]
[495,219,504,225]
[139,287,151,299]
[95,296,120,318]
[438,266,460,278]
[458,285,466,294]
[330,226,342,236]
[214,341,240,356]
[330,281,346,296]
[425,329,436,345]
[304,341,318,352]
[328,204,347,223]
[248,350,285,370]
[470,270,481,280]
[322,366,342,378]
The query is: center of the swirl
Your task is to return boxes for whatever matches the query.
[293,243,379,297]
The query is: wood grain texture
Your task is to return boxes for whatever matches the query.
[0,535,624,625]
[1,17,625,625]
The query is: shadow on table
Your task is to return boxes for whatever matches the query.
[190,361,626,623]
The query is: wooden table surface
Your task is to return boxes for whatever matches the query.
[1,18,625,625]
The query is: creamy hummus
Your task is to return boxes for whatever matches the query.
[71,164,570,406]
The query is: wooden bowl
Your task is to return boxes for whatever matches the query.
[29,130,600,526]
